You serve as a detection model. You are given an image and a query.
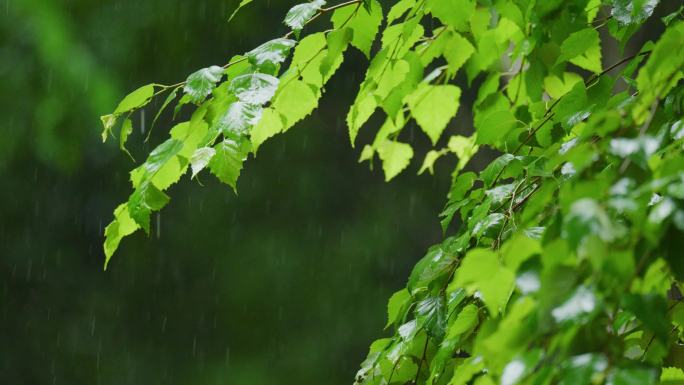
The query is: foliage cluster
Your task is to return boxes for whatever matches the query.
[102,0,684,383]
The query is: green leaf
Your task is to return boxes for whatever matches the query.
[299,46,343,89]
[406,84,461,145]
[611,0,659,26]
[480,154,516,187]
[586,0,602,22]
[427,0,475,31]
[502,234,541,272]
[216,102,263,137]
[443,32,475,76]
[558,354,608,385]
[183,66,224,103]
[376,140,413,181]
[103,204,140,268]
[607,367,656,385]
[149,87,179,138]
[448,171,476,203]
[447,135,478,172]
[331,0,382,57]
[557,28,602,74]
[250,108,285,152]
[208,137,251,192]
[127,181,170,233]
[224,55,252,79]
[228,0,253,22]
[387,0,415,24]
[661,367,684,382]
[407,238,466,295]
[485,183,515,205]
[247,38,297,74]
[554,80,591,131]
[543,72,582,99]
[346,93,377,145]
[500,351,545,385]
[124,138,185,230]
[229,73,280,105]
[663,6,684,26]
[415,295,447,339]
[563,198,620,248]
[472,212,505,239]
[551,285,597,323]
[100,114,118,142]
[141,138,185,177]
[291,33,327,69]
[374,59,410,100]
[321,27,352,77]
[445,304,478,340]
[119,118,134,160]
[114,84,156,114]
[609,136,660,169]
[622,294,669,341]
[475,109,518,145]
[379,19,424,59]
[386,288,411,328]
[454,249,515,314]
[130,119,208,191]
[634,22,684,124]
[418,150,445,175]
[190,147,216,178]
[450,356,486,385]
[272,80,319,128]
[284,0,326,31]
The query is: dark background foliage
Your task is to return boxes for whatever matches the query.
[1,1,452,384]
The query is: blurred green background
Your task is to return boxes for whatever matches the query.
[1,1,453,384]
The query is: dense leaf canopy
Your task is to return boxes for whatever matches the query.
[102,0,684,383]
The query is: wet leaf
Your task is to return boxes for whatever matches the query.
[208,137,251,192]
[229,73,280,105]
[284,0,326,31]
[247,38,297,74]
[184,66,223,103]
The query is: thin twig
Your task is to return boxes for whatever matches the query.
[586,51,651,87]
[321,0,362,12]
[285,0,362,38]
[413,338,430,385]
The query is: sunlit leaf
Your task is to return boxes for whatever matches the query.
[114,84,156,114]
[377,140,413,181]
[331,0,382,57]
[406,84,461,145]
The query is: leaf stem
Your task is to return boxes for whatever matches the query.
[284,0,362,39]
[320,0,362,12]
[414,338,429,385]
[586,50,651,87]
